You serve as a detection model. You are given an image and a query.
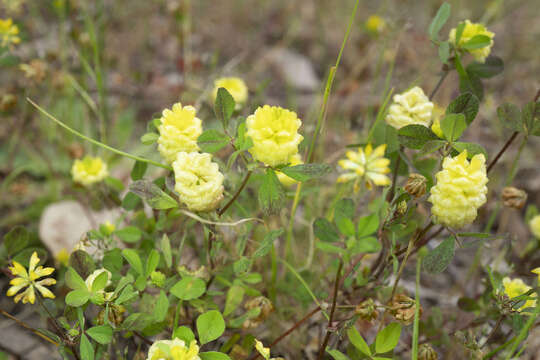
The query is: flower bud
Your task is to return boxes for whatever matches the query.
[404,173,427,198]
[355,298,378,321]
[502,187,527,209]
[151,271,166,288]
[418,344,438,360]
[396,200,408,216]
[389,294,421,325]
[97,304,125,326]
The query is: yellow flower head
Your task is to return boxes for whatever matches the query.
[71,156,108,186]
[337,144,391,192]
[147,338,200,360]
[276,153,303,187]
[158,102,202,164]
[7,251,56,304]
[385,86,434,129]
[173,152,224,212]
[55,248,70,266]
[532,268,540,285]
[246,105,303,167]
[430,104,445,138]
[0,18,20,47]
[212,77,248,109]
[428,150,488,228]
[365,15,386,34]
[529,215,540,239]
[255,340,270,360]
[502,277,537,312]
[449,20,495,63]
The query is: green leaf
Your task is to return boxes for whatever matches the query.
[69,250,96,279]
[233,257,252,275]
[214,87,235,129]
[115,284,138,305]
[66,267,87,290]
[122,191,141,210]
[66,289,90,307]
[455,21,466,44]
[140,132,159,145]
[115,226,142,244]
[129,180,178,210]
[198,129,230,153]
[440,113,467,141]
[145,249,160,277]
[154,290,169,322]
[173,326,195,343]
[398,125,439,149]
[462,35,492,50]
[224,284,245,316]
[280,163,332,182]
[161,234,173,269]
[316,241,345,254]
[423,236,455,274]
[130,161,148,181]
[258,169,284,215]
[86,325,113,345]
[428,2,451,41]
[375,322,402,354]
[253,229,283,258]
[80,333,95,360]
[4,226,30,256]
[446,92,479,125]
[104,176,125,192]
[438,41,450,64]
[197,310,225,345]
[313,218,340,242]
[354,236,381,253]
[347,326,371,356]
[170,276,206,300]
[497,103,523,132]
[452,142,487,158]
[103,249,123,274]
[357,213,379,238]
[199,352,232,360]
[522,101,537,135]
[122,249,144,275]
[466,56,504,78]
[91,271,109,292]
[327,349,349,360]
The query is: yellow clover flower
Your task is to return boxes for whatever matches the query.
[147,338,200,360]
[430,104,445,138]
[385,86,434,129]
[365,15,386,34]
[449,20,495,63]
[276,153,303,187]
[55,248,70,266]
[212,77,248,109]
[532,268,540,285]
[337,144,391,192]
[0,18,21,48]
[255,340,270,360]
[173,152,224,212]
[529,215,540,239]
[7,251,56,304]
[246,105,303,167]
[502,277,537,312]
[428,150,488,228]
[71,156,108,186]
[158,102,202,164]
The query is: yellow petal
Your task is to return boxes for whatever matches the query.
[7,283,27,297]
[35,284,55,299]
[9,261,28,278]
[29,251,40,273]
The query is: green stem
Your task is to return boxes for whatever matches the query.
[27,98,172,171]
[505,303,540,359]
[411,253,423,360]
[286,0,360,259]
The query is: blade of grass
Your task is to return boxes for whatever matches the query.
[27,98,173,171]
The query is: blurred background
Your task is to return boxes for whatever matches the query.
[0,0,539,358]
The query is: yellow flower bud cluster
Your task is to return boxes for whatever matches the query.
[385,86,434,129]
[449,20,495,63]
[502,277,537,312]
[146,338,200,360]
[246,105,303,167]
[212,77,248,109]
[428,151,488,228]
[0,18,20,47]
[71,156,108,186]
[157,102,202,164]
[173,152,224,212]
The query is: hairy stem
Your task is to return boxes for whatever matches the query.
[317,260,343,360]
